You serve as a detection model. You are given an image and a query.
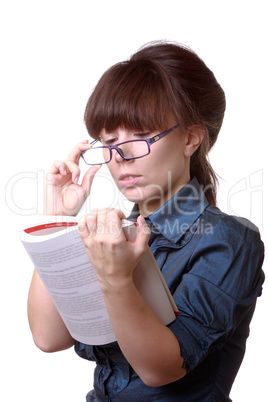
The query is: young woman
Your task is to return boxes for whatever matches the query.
[28,41,265,401]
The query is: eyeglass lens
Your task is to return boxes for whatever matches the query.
[82,140,149,165]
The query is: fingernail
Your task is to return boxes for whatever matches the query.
[137,215,145,225]
[78,223,86,233]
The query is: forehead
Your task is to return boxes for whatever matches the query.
[98,126,151,138]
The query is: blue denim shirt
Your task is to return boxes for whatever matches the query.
[75,178,264,402]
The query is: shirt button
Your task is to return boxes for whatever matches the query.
[200,341,208,349]
[189,356,196,364]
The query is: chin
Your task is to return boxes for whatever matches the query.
[119,186,145,201]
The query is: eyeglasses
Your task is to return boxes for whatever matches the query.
[81,124,179,165]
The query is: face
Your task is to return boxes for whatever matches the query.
[100,125,191,216]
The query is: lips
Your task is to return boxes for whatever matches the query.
[118,173,141,187]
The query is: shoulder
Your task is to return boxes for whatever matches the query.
[191,205,264,288]
[186,206,265,299]
[201,205,263,247]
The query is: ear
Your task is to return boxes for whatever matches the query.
[183,125,204,157]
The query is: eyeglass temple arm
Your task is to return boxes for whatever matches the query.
[148,124,180,145]
[82,125,179,154]
[81,139,98,156]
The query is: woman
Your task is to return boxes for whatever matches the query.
[28,41,265,401]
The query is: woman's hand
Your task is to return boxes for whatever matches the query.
[79,208,151,292]
[45,141,101,216]
[79,208,185,386]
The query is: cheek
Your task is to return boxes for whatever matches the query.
[107,161,117,179]
[152,144,184,171]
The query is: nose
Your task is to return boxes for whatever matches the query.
[114,148,124,163]
[113,148,134,164]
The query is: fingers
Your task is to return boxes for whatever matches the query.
[47,140,92,177]
[78,213,97,240]
[91,208,121,239]
[46,161,70,185]
[78,211,150,282]
[47,160,81,184]
[48,139,101,183]
[81,164,101,195]
[45,140,100,216]
[102,208,127,228]
[136,215,151,249]
[48,160,69,176]
[66,140,92,165]
[79,209,127,241]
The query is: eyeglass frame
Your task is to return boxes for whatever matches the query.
[81,124,180,165]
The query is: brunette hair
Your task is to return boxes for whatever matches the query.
[84,41,226,205]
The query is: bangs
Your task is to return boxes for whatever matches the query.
[84,60,176,139]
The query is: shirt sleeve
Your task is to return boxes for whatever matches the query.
[168,213,265,371]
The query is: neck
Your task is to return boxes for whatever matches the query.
[138,173,191,217]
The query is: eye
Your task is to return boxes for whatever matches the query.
[101,137,118,146]
[134,131,150,139]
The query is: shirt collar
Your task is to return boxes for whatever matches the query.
[128,177,209,244]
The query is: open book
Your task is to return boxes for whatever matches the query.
[20,216,179,345]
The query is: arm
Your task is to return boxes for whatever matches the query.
[102,280,186,387]
[79,209,186,386]
[28,270,74,352]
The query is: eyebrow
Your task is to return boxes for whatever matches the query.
[99,130,151,141]
[101,130,151,136]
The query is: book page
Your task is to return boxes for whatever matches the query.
[21,218,177,345]
[22,228,116,345]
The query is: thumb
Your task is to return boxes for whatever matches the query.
[136,215,151,249]
[81,164,101,197]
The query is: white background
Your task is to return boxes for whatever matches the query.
[1,1,267,401]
